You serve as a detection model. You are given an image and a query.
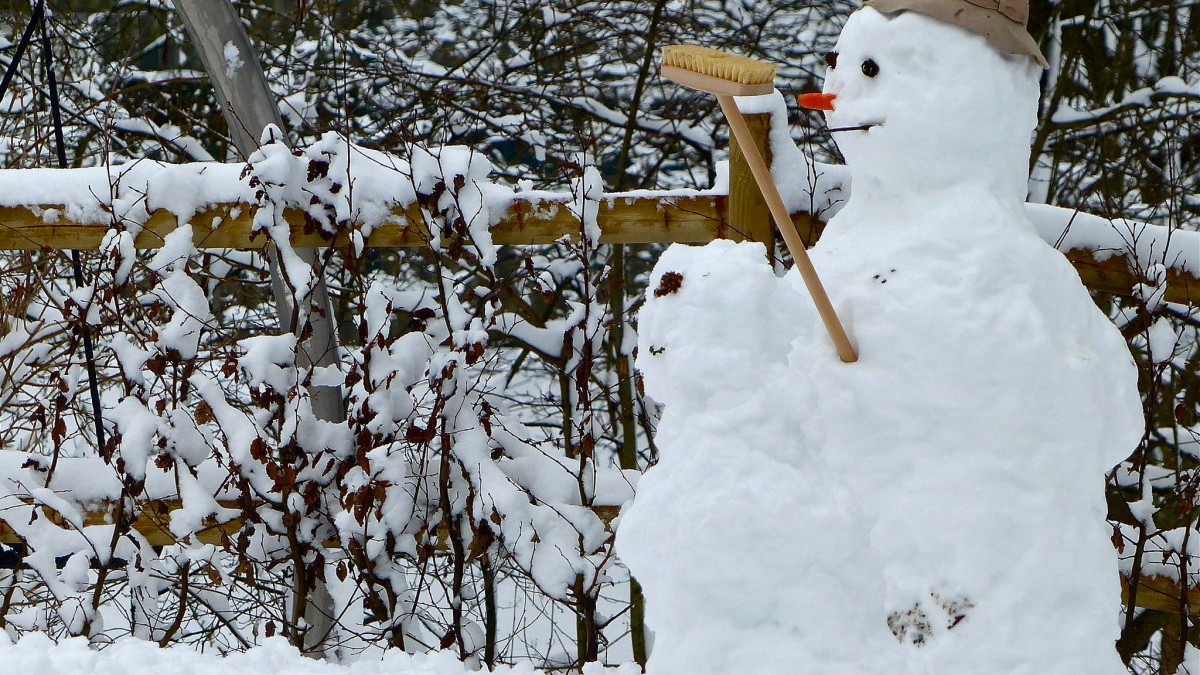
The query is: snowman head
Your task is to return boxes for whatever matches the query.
[818,6,1042,201]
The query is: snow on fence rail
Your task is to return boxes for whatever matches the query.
[0,117,1194,303]
[0,194,1195,305]
[0,450,621,550]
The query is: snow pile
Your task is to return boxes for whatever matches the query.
[619,7,1144,674]
[0,633,639,675]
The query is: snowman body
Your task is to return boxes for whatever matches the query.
[618,7,1142,674]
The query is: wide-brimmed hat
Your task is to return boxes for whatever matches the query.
[863,0,1050,68]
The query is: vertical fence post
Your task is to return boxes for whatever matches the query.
[727,112,775,252]
[1159,617,1185,675]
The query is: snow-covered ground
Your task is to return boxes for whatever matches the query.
[0,633,638,674]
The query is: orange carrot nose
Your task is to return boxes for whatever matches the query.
[798,92,836,111]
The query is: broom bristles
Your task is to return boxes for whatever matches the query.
[661,45,777,86]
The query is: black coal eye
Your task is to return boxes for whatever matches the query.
[861,58,879,77]
[824,52,838,69]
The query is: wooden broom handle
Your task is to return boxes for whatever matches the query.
[717,94,858,364]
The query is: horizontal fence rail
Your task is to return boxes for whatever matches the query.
[0,197,1195,305]
[0,497,1192,614]
[0,498,621,550]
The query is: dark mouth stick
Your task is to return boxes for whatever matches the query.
[825,123,878,133]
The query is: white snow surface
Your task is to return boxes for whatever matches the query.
[0,135,507,260]
[618,8,1144,674]
[222,41,243,79]
[0,633,639,675]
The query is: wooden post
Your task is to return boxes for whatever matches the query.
[727,112,774,251]
[1158,614,1185,675]
[720,98,857,363]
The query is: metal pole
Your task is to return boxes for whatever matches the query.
[172,0,339,656]
[36,3,107,455]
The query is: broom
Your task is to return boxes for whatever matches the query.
[661,45,858,364]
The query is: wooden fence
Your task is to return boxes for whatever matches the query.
[0,116,1195,622]
[0,118,1194,301]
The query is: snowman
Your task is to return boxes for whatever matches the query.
[617,1,1144,673]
